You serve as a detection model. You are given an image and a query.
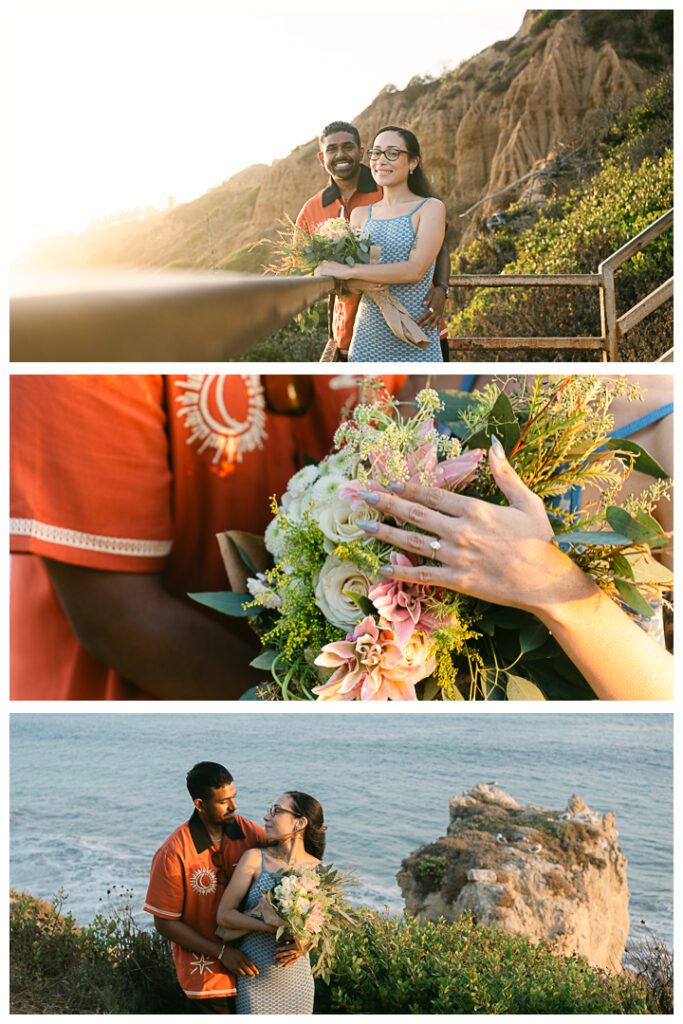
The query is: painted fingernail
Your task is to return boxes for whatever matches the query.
[358,490,379,504]
[490,434,506,459]
[379,566,394,576]
[387,482,405,493]
[356,519,378,534]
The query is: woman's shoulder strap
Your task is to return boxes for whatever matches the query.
[365,204,373,219]
[409,197,432,215]
[608,403,673,439]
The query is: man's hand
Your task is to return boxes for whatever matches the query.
[220,946,259,977]
[274,938,307,967]
[416,285,446,332]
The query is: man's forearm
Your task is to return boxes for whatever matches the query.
[45,560,262,699]
[433,242,451,287]
[154,916,224,958]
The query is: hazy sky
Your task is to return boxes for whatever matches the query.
[7,1,526,256]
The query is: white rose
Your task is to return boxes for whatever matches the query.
[314,556,375,630]
[316,496,383,553]
[287,463,320,497]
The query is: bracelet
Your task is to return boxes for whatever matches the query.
[434,282,450,297]
[218,943,226,960]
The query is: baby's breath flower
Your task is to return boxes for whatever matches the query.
[416,388,443,416]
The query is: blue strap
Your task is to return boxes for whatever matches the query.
[561,402,673,515]
[461,375,477,393]
[366,204,373,220]
[607,403,673,439]
[409,198,430,215]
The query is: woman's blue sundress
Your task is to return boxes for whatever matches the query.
[235,850,314,1014]
[348,199,444,362]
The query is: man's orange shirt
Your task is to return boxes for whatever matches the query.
[10,374,405,700]
[144,812,265,999]
[296,164,382,352]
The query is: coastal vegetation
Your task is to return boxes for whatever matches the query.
[10,890,672,1014]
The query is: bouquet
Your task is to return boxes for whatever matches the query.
[268,215,372,275]
[253,865,360,982]
[193,377,672,701]
[268,217,432,350]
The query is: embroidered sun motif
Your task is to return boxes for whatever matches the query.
[190,954,216,975]
[190,866,218,895]
[175,374,268,467]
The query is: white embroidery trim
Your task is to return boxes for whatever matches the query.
[143,902,182,918]
[10,518,173,558]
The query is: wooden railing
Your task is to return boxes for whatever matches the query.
[446,208,673,361]
[10,210,671,363]
[10,271,334,362]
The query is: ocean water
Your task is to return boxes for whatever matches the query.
[10,713,672,950]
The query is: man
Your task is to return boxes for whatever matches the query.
[144,762,264,1010]
[296,120,451,358]
[10,373,402,700]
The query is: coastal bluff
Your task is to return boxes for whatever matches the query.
[397,783,629,972]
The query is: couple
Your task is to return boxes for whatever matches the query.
[144,761,324,1014]
[298,120,448,362]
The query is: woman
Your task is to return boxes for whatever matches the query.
[315,126,445,362]
[355,439,673,700]
[216,791,325,1014]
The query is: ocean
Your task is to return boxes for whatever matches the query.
[10,712,672,950]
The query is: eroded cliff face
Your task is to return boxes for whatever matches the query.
[397,783,630,973]
[244,10,656,253]
[16,10,667,271]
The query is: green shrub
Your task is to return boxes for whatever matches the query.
[10,889,187,1015]
[314,910,652,1014]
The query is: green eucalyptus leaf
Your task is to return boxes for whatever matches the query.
[234,543,257,573]
[555,529,632,546]
[604,438,668,479]
[506,674,546,701]
[250,649,279,670]
[239,686,266,701]
[614,578,655,618]
[612,554,634,579]
[345,256,356,266]
[519,621,550,654]
[342,590,376,617]
[487,392,520,453]
[189,591,255,617]
[606,507,656,543]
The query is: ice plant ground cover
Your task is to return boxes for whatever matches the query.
[260,865,361,983]
[266,215,371,275]
[192,378,672,701]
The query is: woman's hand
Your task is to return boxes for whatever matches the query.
[359,439,593,617]
[314,260,353,280]
[357,439,673,700]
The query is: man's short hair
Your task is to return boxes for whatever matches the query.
[320,121,360,148]
[186,762,233,801]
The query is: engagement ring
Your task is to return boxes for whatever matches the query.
[430,539,441,552]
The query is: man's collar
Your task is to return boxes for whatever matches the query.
[321,163,377,207]
[188,808,246,854]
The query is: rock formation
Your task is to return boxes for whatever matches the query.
[397,783,630,972]
[16,10,670,271]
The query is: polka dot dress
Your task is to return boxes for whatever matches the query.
[348,200,443,362]
[235,852,314,1014]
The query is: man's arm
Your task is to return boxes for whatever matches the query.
[153,917,258,976]
[44,559,262,699]
[417,239,450,331]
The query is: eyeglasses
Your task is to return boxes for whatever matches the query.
[267,804,295,818]
[368,147,409,162]
[210,847,229,885]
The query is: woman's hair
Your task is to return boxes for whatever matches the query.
[374,125,434,197]
[286,791,326,859]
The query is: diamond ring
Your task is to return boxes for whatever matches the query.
[430,539,441,552]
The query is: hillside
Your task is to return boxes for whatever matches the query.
[15,10,672,274]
